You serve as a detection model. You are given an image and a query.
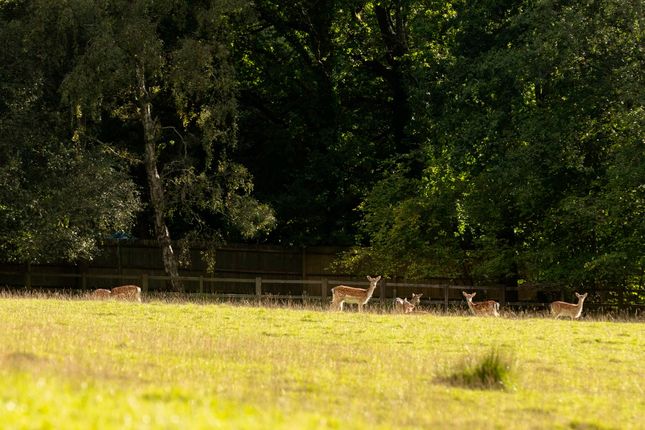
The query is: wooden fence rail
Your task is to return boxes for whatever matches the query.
[1,270,642,313]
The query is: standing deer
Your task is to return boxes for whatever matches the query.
[462,291,500,317]
[395,293,423,313]
[331,275,381,312]
[550,292,588,319]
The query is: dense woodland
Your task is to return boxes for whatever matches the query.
[0,0,642,296]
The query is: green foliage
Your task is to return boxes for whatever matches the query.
[1,0,275,266]
[336,168,466,279]
[0,0,141,263]
[0,141,141,263]
[349,0,644,293]
[1,0,641,294]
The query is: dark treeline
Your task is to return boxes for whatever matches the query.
[0,0,642,297]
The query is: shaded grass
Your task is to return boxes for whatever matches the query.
[0,295,643,429]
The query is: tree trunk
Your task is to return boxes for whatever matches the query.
[137,66,183,292]
[374,3,412,154]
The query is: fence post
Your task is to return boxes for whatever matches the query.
[141,273,149,293]
[321,278,328,302]
[500,285,506,306]
[24,263,32,290]
[255,276,262,298]
[380,279,387,304]
[444,285,449,311]
[81,273,87,290]
[199,276,204,295]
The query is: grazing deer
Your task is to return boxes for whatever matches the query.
[550,292,588,319]
[90,289,112,299]
[395,293,423,313]
[331,275,381,312]
[462,291,500,317]
[110,285,142,303]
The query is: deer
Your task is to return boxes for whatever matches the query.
[331,275,381,312]
[110,285,142,302]
[90,289,112,299]
[462,291,500,317]
[395,293,423,313]
[89,285,142,302]
[550,292,588,319]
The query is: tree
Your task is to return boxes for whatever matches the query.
[60,0,275,290]
[0,0,141,263]
[234,0,454,245]
[1,0,275,287]
[344,0,644,295]
[234,0,349,245]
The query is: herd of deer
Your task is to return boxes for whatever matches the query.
[88,276,589,319]
[331,275,590,319]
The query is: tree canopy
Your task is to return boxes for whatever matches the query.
[1,0,642,294]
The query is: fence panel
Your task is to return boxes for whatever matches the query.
[0,270,505,311]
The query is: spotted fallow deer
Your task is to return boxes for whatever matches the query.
[395,293,423,313]
[110,285,142,302]
[462,291,500,317]
[550,292,588,319]
[330,275,381,312]
[90,289,112,299]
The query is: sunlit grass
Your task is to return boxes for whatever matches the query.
[0,295,643,429]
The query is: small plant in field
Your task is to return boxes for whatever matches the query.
[444,349,514,390]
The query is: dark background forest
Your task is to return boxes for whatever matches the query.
[0,0,642,297]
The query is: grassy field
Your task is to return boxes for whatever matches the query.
[0,296,643,429]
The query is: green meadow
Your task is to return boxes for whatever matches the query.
[0,297,643,429]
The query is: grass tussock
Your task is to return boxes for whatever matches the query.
[444,349,515,390]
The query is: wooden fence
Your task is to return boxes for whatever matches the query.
[83,240,353,279]
[2,269,642,314]
[5,270,494,308]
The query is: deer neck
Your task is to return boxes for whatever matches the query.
[366,282,378,298]
[466,299,475,311]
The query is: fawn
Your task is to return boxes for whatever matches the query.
[395,293,423,313]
